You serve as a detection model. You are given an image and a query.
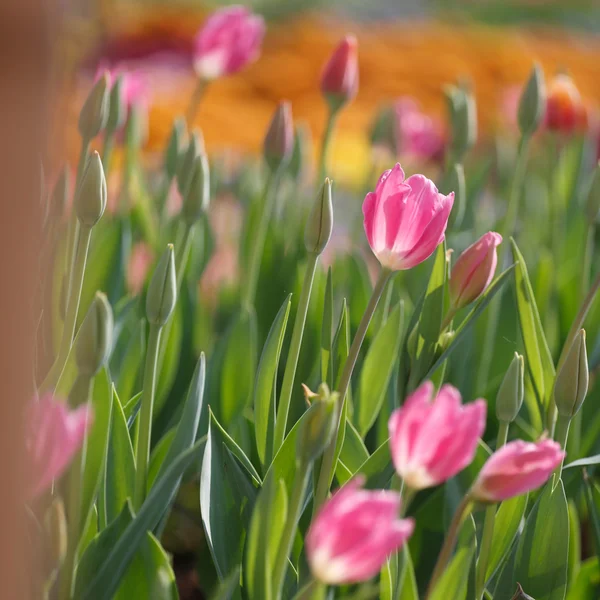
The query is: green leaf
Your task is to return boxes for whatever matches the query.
[511,238,555,409]
[380,546,418,600]
[210,567,241,600]
[254,295,291,470]
[147,428,175,490]
[115,318,145,404]
[338,419,370,475]
[583,477,600,559]
[357,301,404,436]
[355,439,395,490]
[515,480,569,600]
[321,268,334,386]
[564,454,600,470]
[155,301,184,414]
[565,557,599,600]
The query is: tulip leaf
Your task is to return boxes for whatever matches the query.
[563,454,600,470]
[155,301,184,414]
[321,268,334,386]
[357,301,404,436]
[211,567,242,600]
[339,419,370,475]
[381,546,418,600]
[147,428,175,490]
[254,295,291,470]
[355,438,396,490]
[114,317,145,405]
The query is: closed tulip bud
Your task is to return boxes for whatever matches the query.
[177,131,203,198]
[320,35,359,112]
[449,232,502,310]
[297,383,337,464]
[496,352,525,423]
[263,101,293,172]
[518,64,546,136]
[165,117,186,181]
[183,152,210,225]
[45,497,67,567]
[444,163,465,229]
[305,178,333,255]
[105,75,126,133]
[146,244,177,327]
[75,152,107,227]
[511,584,535,600]
[75,292,114,376]
[50,165,70,221]
[554,329,588,418]
[78,72,109,139]
[445,85,477,160]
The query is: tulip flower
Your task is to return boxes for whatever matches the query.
[363,163,454,271]
[27,395,92,498]
[449,232,502,310]
[320,35,359,109]
[471,440,564,502]
[193,6,265,80]
[306,478,414,585]
[388,381,486,490]
[545,74,584,133]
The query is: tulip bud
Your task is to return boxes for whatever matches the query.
[496,353,525,423]
[518,64,546,137]
[183,152,210,226]
[75,292,114,376]
[177,131,202,198]
[105,75,126,134]
[146,244,177,327]
[554,329,588,418]
[369,105,397,156]
[449,232,502,310]
[546,73,583,133]
[511,584,535,600]
[50,165,70,222]
[44,497,68,567]
[305,178,333,255]
[165,117,187,181]
[297,383,337,464]
[288,124,311,182]
[444,163,465,229]
[74,152,107,227]
[320,35,359,112]
[445,85,477,160]
[78,72,110,140]
[263,101,293,172]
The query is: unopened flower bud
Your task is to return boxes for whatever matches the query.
[518,63,546,137]
[554,329,588,418]
[444,163,465,229]
[106,75,126,133]
[177,131,203,198]
[445,85,477,160]
[263,101,293,172]
[288,124,311,182]
[511,584,535,600]
[320,35,359,112]
[50,165,70,221]
[496,352,524,423]
[297,383,337,464]
[546,73,583,134]
[78,72,110,140]
[305,178,333,255]
[183,152,210,226]
[165,117,187,181]
[449,232,502,310]
[75,292,114,376]
[146,244,177,327]
[75,152,107,227]
[44,497,67,568]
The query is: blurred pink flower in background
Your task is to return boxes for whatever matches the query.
[127,242,154,295]
[27,395,92,498]
[193,5,265,80]
[388,381,486,490]
[200,245,239,306]
[306,477,414,585]
[320,35,359,106]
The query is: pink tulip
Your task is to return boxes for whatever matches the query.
[127,242,154,295]
[395,97,446,162]
[320,35,359,106]
[363,163,454,271]
[449,232,502,310]
[95,66,149,112]
[27,395,92,498]
[306,478,414,585]
[388,382,486,490]
[193,6,265,80]
[471,440,564,502]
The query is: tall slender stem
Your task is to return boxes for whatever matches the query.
[273,252,319,456]
[313,268,392,513]
[318,107,338,184]
[581,222,595,301]
[134,323,163,509]
[185,78,207,129]
[475,420,509,599]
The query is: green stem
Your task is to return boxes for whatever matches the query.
[41,224,93,393]
[175,221,196,292]
[318,107,338,183]
[134,323,163,509]
[273,253,319,455]
[440,306,458,332]
[313,268,392,513]
[475,420,509,599]
[75,138,90,192]
[102,132,115,179]
[426,494,474,599]
[581,222,595,301]
[185,78,207,129]
[554,413,571,480]
[272,459,311,600]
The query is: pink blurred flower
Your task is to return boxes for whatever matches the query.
[199,244,239,306]
[471,440,564,502]
[27,394,92,498]
[306,477,414,585]
[395,97,446,162]
[363,163,454,271]
[449,231,502,310]
[127,242,154,295]
[193,6,265,80]
[95,66,149,112]
[388,381,486,490]
[320,35,359,106]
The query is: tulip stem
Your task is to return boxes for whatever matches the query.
[476,134,531,394]
[581,222,595,302]
[273,252,319,456]
[101,132,115,178]
[185,78,207,129]
[134,323,163,509]
[175,221,196,291]
[40,224,93,394]
[272,458,311,599]
[313,268,392,514]
[318,106,338,183]
[426,494,474,599]
[440,306,457,332]
[475,419,509,600]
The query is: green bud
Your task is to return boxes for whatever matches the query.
[585,162,600,223]
[518,64,546,137]
[445,85,477,160]
[183,151,210,225]
[44,497,67,568]
[146,244,177,327]
[50,164,70,221]
[511,584,535,600]
[554,329,588,418]
[445,163,465,229]
[177,131,202,199]
[263,101,293,172]
[75,292,114,376]
[75,151,106,227]
[288,124,312,182]
[297,383,337,464]
[305,178,333,255]
[369,104,397,156]
[496,352,525,423]
[78,72,109,140]
[106,75,126,133]
[165,117,187,181]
